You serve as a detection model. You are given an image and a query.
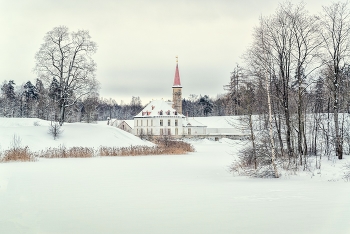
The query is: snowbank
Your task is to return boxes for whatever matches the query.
[0,118,152,151]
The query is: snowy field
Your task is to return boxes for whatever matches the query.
[0,118,350,234]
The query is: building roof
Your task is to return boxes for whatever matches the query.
[182,118,207,127]
[124,120,134,128]
[134,99,185,118]
[173,62,182,87]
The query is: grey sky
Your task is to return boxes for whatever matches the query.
[0,0,332,105]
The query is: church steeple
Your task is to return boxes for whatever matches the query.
[172,56,182,114]
[173,56,182,87]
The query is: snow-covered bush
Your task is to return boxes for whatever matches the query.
[229,147,279,178]
[49,121,62,140]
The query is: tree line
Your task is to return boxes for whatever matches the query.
[0,79,145,123]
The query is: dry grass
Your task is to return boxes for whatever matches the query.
[1,147,37,162]
[99,140,195,156]
[38,145,95,158]
[0,140,195,162]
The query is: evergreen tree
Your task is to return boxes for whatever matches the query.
[199,95,213,117]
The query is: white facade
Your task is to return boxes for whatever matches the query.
[110,119,134,134]
[134,100,206,137]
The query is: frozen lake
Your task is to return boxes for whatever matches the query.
[1,139,349,234]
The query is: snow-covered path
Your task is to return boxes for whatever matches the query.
[1,139,349,234]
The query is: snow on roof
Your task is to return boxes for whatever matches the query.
[123,120,134,129]
[193,116,241,129]
[182,118,206,127]
[134,100,185,118]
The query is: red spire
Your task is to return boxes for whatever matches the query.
[173,57,181,87]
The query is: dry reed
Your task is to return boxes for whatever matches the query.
[38,146,95,158]
[1,147,36,162]
[99,140,195,156]
[0,140,195,162]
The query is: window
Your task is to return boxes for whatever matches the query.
[175,128,178,135]
[160,129,163,135]
[147,119,148,126]
[151,119,153,126]
[168,119,171,126]
[141,120,143,126]
[168,129,171,135]
[175,120,178,126]
[160,120,163,126]
[137,120,138,126]
[159,110,163,115]
[188,128,191,135]
[174,111,178,115]
[151,128,153,135]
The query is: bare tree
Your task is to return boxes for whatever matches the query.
[287,3,322,167]
[318,2,350,159]
[244,17,280,178]
[34,26,98,126]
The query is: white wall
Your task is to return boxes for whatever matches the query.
[134,116,185,136]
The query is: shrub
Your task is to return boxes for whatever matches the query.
[49,121,62,140]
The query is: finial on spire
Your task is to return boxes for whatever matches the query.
[176,56,178,63]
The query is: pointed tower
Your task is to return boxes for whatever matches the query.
[172,56,182,114]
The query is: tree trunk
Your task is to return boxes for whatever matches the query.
[334,75,343,160]
[266,73,279,178]
[248,113,257,169]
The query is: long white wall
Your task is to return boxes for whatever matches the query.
[134,116,207,136]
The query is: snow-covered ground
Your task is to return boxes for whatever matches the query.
[0,118,152,152]
[0,118,350,234]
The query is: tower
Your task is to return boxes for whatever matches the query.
[172,56,182,114]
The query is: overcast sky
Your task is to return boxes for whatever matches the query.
[0,0,332,105]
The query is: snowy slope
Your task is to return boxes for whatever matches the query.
[0,118,152,151]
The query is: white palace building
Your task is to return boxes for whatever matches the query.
[133,59,207,137]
